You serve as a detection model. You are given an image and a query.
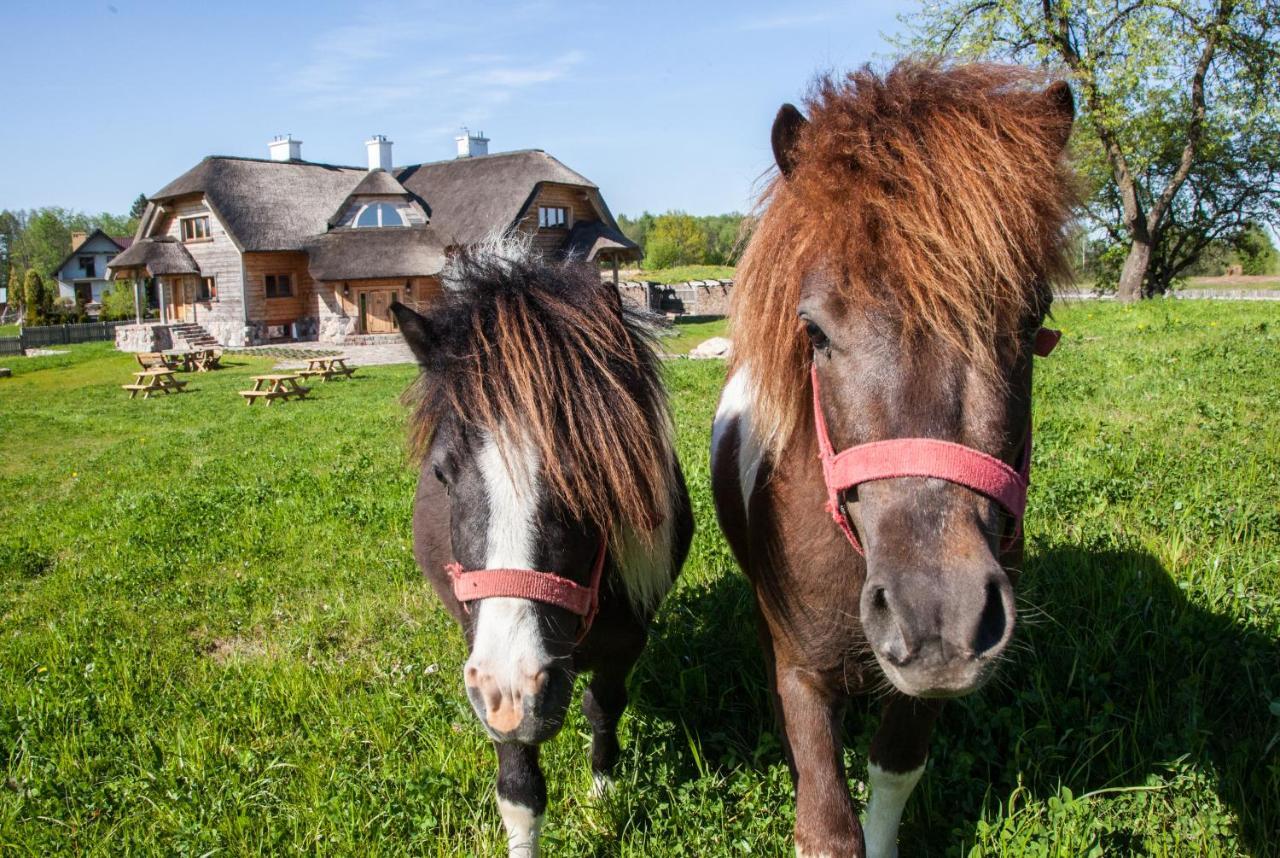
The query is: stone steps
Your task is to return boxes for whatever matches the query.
[169,323,221,349]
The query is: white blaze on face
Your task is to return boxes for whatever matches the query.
[861,762,925,858]
[498,797,543,857]
[465,432,548,735]
[712,368,764,514]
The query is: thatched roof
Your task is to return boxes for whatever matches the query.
[150,157,366,252]
[107,237,200,277]
[563,220,640,261]
[140,149,629,260]
[348,168,410,197]
[304,227,446,281]
[395,150,597,245]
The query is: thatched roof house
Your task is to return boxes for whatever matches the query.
[110,133,638,347]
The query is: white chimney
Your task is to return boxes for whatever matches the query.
[268,134,302,161]
[366,135,393,171]
[455,128,489,158]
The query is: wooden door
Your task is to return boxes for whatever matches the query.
[170,280,189,323]
[363,290,398,333]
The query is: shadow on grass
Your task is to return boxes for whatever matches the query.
[623,545,1278,854]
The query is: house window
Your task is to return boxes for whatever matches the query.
[197,276,217,301]
[265,273,293,298]
[181,216,211,241]
[79,256,95,277]
[354,202,405,228]
[538,206,568,229]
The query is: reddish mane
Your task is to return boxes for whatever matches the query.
[731,61,1077,453]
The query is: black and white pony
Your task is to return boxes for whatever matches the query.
[393,242,692,855]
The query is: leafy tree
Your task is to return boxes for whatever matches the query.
[644,213,707,269]
[129,194,148,222]
[902,0,1280,299]
[23,270,50,326]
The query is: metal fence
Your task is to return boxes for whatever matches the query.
[0,320,128,355]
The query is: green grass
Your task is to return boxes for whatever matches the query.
[2,302,1278,855]
[628,265,736,284]
[1183,276,1280,291]
[657,317,730,356]
[0,324,18,338]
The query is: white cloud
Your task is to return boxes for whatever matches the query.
[283,8,583,122]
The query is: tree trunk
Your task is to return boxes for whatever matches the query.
[1116,236,1152,302]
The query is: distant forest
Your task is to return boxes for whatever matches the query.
[616,212,751,270]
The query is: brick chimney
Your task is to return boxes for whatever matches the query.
[455,128,489,158]
[268,134,303,161]
[71,231,88,250]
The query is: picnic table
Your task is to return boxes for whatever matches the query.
[122,367,188,399]
[239,373,310,405]
[297,356,356,382]
[161,348,223,373]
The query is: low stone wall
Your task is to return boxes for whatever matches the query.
[115,323,174,353]
[615,278,734,317]
[319,315,358,343]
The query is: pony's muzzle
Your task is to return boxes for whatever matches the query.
[464,658,573,744]
[861,567,1016,698]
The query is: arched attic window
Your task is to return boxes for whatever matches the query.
[354,202,406,228]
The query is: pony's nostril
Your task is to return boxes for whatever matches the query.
[972,581,1008,656]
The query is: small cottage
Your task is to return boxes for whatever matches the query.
[109,133,639,348]
[52,229,135,310]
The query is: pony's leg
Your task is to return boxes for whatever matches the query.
[777,665,863,858]
[495,742,546,857]
[861,694,942,858]
[581,641,642,796]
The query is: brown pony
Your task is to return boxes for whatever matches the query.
[396,242,692,856]
[711,62,1076,857]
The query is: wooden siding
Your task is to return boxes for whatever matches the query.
[243,252,315,324]
[154,196,244,327]
[516,184,600,255]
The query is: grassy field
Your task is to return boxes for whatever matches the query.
[0,324,18,338]
[620,265,737,284]
[1,301,1277,856]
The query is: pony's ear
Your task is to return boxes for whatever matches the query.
[771,103,808,178]
[1043,80,1075,151]
[391,301,437,367]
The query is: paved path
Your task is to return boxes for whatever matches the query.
[265,341,415,369]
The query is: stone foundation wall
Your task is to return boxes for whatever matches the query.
[115,323,173,353]
[614,279,734,317]
[201,319,254,348]
[319,315,358,343]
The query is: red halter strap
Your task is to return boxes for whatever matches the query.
[445,539,609,642]
[812,328,1060,555]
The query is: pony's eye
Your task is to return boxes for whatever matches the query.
[433,465,448,485]
[803,320,830,351]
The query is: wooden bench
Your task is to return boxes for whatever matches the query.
[239,374,310,405]
[123,368,188,399]
[298,356,356,382]
[193,349,223,372]
[136,352,177,371]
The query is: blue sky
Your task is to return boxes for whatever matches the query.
[0,0,917,218]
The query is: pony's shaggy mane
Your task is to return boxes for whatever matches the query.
[405,241,675,561]
[732,61,1077,453]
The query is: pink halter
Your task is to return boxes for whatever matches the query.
[445,539,608,642]
[813,328,1060,555]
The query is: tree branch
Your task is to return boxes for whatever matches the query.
[1148,0,1233,229]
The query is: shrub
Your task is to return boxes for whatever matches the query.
[100,280,139,321]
